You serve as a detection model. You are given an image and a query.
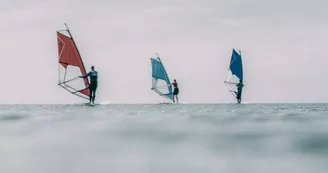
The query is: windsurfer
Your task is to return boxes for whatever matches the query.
[236,80,244,104]
[171,79,179,103]
[80,66,98,104]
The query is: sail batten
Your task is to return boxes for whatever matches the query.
[57,25,90,100]
[151,56,173,101]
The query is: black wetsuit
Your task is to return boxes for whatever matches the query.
[172,82,179,95]
[83,70,98,103]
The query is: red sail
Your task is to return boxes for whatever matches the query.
[57,32,90,97]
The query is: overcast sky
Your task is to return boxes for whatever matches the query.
[0,0,327,104]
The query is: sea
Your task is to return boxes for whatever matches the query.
[0,103,327,173]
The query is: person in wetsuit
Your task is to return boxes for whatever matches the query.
[80,66,98,104]
[171,79,179,103]
[236,80,244,104]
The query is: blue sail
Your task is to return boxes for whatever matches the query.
[151,58,173,101]
[230,49,243,82]
[224,49,244,100]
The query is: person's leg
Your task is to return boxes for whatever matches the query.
[172,88,178,103]
[92,87,97,103]
[89,88,92,103]
[238,90,242,104]
[236,90,240,104]
[89,83,95,103]
[176,95,179,104]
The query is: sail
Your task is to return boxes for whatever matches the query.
[150,57,173,101]
[57,26,90,100]
[224,49,243,98]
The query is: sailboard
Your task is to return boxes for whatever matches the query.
[150,54,173,102]
[224,49,243,100]
[57,23,90,100]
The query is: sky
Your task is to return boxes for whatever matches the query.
[0,0,328,104]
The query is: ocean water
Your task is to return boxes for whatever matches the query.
[0,104,328,173]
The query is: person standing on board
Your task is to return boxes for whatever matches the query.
[80,66,98,104]
[236,80,244,104]
[171,79,179,103]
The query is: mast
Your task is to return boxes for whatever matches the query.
[156,53,162,62]
[156,53,172,88]
[64,23,89,85]
[239,49,242,83]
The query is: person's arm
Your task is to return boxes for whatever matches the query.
[80,72,90,78]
